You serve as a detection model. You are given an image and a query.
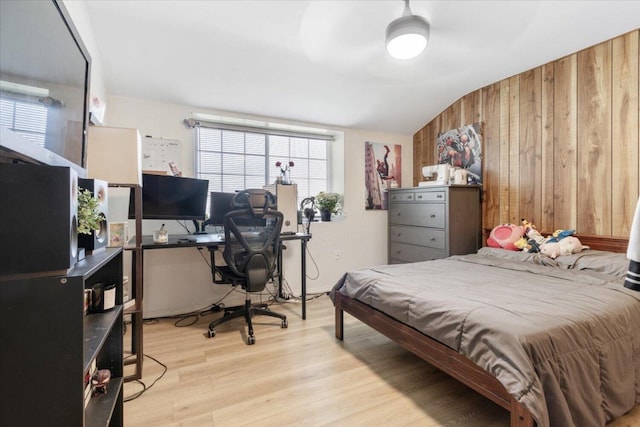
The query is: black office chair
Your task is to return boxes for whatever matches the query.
[207,189,287,344]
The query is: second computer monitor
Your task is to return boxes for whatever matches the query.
[207,191,272,228]
[207,192,236,226]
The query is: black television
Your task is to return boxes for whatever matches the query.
[129,174,209,221]
[0,0,91,177]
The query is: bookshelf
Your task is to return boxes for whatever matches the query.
[0,248,124,426]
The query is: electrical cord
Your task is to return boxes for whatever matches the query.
[176,220,191,234]
[275,242,326,301]
[275,275,327,302]
[141,289,233,327]
[304,243,320,281]
[123,353,167,402]
[172,288,237,327]
[305,291,328,302]
[197,245,212,267]
[144,282,279,328]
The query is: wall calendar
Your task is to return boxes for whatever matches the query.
[142,137,181,175]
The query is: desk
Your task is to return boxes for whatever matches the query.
[136,232,311,319]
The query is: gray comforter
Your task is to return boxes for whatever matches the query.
[333,249,640,427]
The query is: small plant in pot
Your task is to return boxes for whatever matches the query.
[77,187,105,236]
[315,191,343,221]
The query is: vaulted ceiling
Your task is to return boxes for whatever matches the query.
[85,1,640,134]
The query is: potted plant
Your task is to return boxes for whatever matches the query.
[77,187,105,236]
[315,191,343,221]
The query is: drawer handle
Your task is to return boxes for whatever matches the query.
[430,214,436,218]
[430,237,436,241]
[437,194,443,199]
[416,195,423,199]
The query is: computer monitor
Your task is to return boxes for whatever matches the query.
[205,191,269,228]
[128,174,209,220]
[206,191,236,226]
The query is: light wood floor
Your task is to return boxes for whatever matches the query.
[123,294,640,427]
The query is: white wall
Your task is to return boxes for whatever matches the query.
[66,1,413,317]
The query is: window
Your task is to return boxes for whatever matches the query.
[195,124,331,207]
[0,97,48,146]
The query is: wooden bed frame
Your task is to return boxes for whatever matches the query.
[334,234,629,427]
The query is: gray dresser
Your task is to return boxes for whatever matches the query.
[388,185,482,264]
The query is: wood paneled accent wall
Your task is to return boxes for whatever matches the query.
[414,30,639,238]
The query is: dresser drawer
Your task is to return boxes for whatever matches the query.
[389,242,446,263]
[389,203,446,228]
[389,192,415,202]
[390,225,446,250]
[414,191,446,202]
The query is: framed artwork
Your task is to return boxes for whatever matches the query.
[436,123,483,184]
[364,141,401,210]
[108,222,128,247]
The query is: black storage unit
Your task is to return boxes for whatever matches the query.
[0,248,124,427]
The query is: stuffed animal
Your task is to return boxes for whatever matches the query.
[514,237,529,251]
[520,219,546,252]
[539,236,584,259]
[521,218,534,232]
[546,229,576,243]
[521,219,545,244]
[526,239,541,253]
[487,223,524,251]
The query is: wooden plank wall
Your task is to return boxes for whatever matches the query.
[413,30,639,237]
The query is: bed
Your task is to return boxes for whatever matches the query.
[331,235,640,427]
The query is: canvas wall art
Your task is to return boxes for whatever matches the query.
[364,141,401,210]
[436,123,482,184]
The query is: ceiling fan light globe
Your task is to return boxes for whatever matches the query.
[387,33,427,60]
[385,14,429,60]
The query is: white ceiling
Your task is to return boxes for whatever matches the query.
[85,1,640,135]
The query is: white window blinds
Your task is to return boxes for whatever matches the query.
[195,124,331,205]
[0,97,48,146]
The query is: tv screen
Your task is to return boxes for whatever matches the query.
[129,174,209,221]
[0,0,91,176]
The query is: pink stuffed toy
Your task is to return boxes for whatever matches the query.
[487,223,524,251]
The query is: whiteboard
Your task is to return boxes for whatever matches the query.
[141,137,181,174]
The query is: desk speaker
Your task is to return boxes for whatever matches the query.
[0,164,78,275]
[78,178,108,253]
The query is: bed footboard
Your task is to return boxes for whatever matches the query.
[333,291,535,427]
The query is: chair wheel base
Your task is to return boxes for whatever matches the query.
[282,319,288,328]
[247,335,256,345]
[207,329,216,338]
